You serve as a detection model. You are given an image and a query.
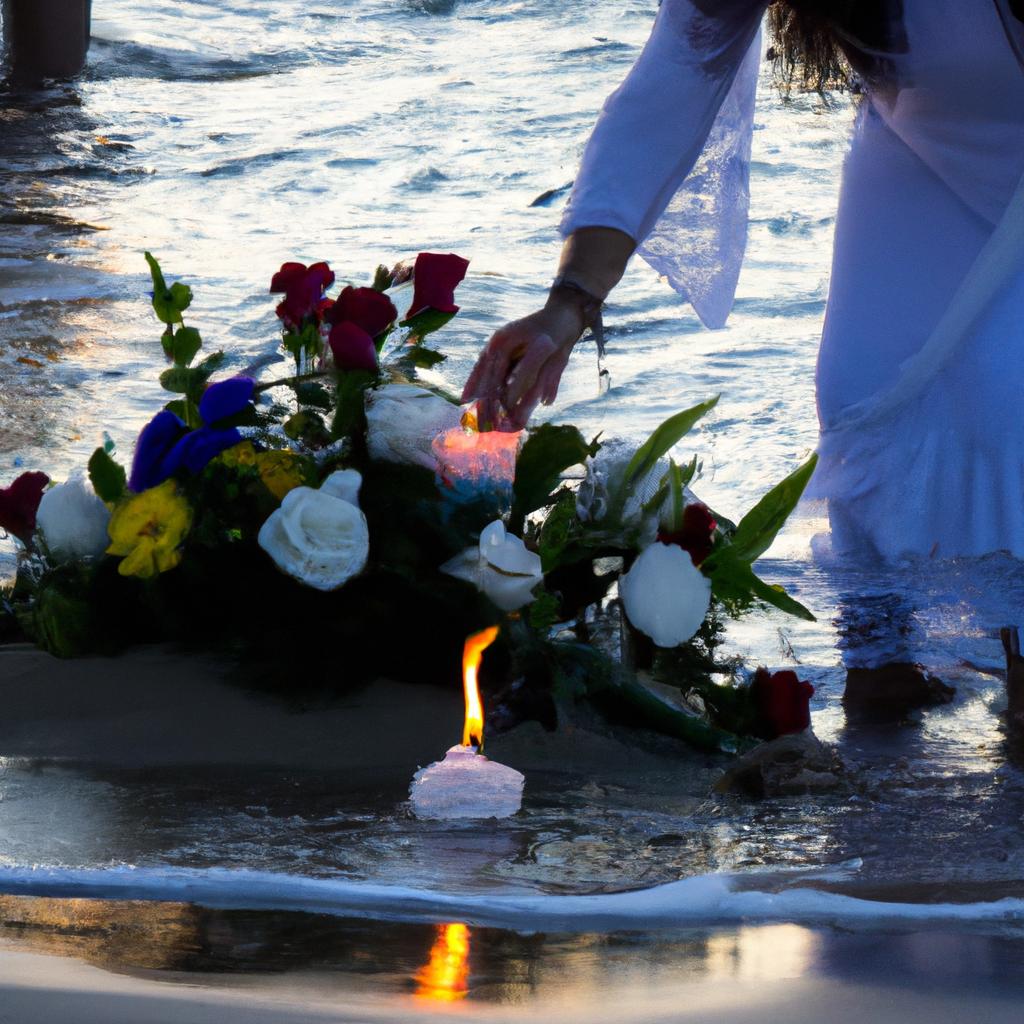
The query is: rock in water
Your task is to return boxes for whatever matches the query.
[410,745,524,819]
[713,731,847,800]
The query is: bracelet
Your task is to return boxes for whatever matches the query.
[550,275,606,358]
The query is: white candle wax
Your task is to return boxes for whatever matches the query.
[409,745,524,820]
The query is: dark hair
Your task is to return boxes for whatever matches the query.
[768,1,850,92]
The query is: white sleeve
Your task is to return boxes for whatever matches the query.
[560,0,766,327]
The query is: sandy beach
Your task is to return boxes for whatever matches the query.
[3,922,1024,1024]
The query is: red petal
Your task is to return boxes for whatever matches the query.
[329,321,378,372]
[327,286,397,338]
[405,252,469,319]
[0,470,50,545]
[270,261,308,293]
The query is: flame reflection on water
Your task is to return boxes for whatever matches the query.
[414,922,471,1003]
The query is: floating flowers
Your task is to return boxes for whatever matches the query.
[106,479,193,579]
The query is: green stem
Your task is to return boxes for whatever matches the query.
[253,370,330,395]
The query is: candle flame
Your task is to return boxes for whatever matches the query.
[462,626,499,750]
[414,922,471,1003]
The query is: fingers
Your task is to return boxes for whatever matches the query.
[504,334,556,409]
[461,327,522,404]
[538,346,572,406]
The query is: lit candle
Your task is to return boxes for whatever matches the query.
[409,627,525,819]
[431,408,522,498]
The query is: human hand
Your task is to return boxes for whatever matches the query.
[461,297,584,430]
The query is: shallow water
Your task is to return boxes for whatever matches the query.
[2,0,1024,937]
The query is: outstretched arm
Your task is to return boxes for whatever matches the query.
[462,227,635,430]
[463,0,766,430]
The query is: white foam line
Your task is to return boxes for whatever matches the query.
[1,865,1023,932]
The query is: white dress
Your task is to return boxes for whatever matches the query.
[560,0,1024,561]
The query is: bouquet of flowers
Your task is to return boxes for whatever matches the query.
[0,252,818,751]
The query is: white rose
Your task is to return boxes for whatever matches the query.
[36,470,111,562]
[619,542,712,648]
[258,481,369,592]
[441,520,543,612]
[365,383,462,470]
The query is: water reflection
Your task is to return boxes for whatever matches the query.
[3,897,1024,1008]
[414,922,471,1003]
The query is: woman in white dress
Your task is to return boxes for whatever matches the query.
[464,0,1024,563]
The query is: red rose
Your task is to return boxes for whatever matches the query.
[269,261,335,330]
[404,252,469,319]
[325,286,397,340]
[658,502,717,566]
[0,471,50,546]
[329,321,378,372]
[751,668,815,739]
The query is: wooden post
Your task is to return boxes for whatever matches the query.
[2,0,92,85]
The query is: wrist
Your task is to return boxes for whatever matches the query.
[547,276,606,357]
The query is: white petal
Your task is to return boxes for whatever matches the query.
[619,542,712,648]
[36,471,111,561]
[320,468,362,507]
[439,547,481,586]
[480,565,541,612]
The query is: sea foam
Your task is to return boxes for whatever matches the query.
[0,865,1021,933]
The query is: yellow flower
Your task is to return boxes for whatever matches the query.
[254,449,305,501]
[217,441,304,501]
[218,440,258,469]
[106,480,193,579]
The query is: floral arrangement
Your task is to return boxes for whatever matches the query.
[0,252,819,752]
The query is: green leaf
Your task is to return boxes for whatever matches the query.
[372,264,393,291]
[169,281,193,314]
[170,326,202,366]
[144,251,192,325]
[667,459,685,534]
[705,553,816,622]
[159,351,225,405]
[294,380,332,410]
[746,569,817,621]
[399,307,455,340]
[331,369,377,440]
[511,424,597,534]
[621,396,718,497]
[197,350,226,375]
[394,346,446,371]
[537,490,580,571]
[528,589,561,633]
[159,366,193,395]
[720,453,818,565]
[87,447,126,503]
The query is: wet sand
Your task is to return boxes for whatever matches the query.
[3,919,1024,1024]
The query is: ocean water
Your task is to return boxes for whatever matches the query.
[2,0,1024,945]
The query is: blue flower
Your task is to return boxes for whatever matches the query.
[199,376,255,426]
[128,377,256,492]
[165,427,243,476]
[129,410,188,492]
